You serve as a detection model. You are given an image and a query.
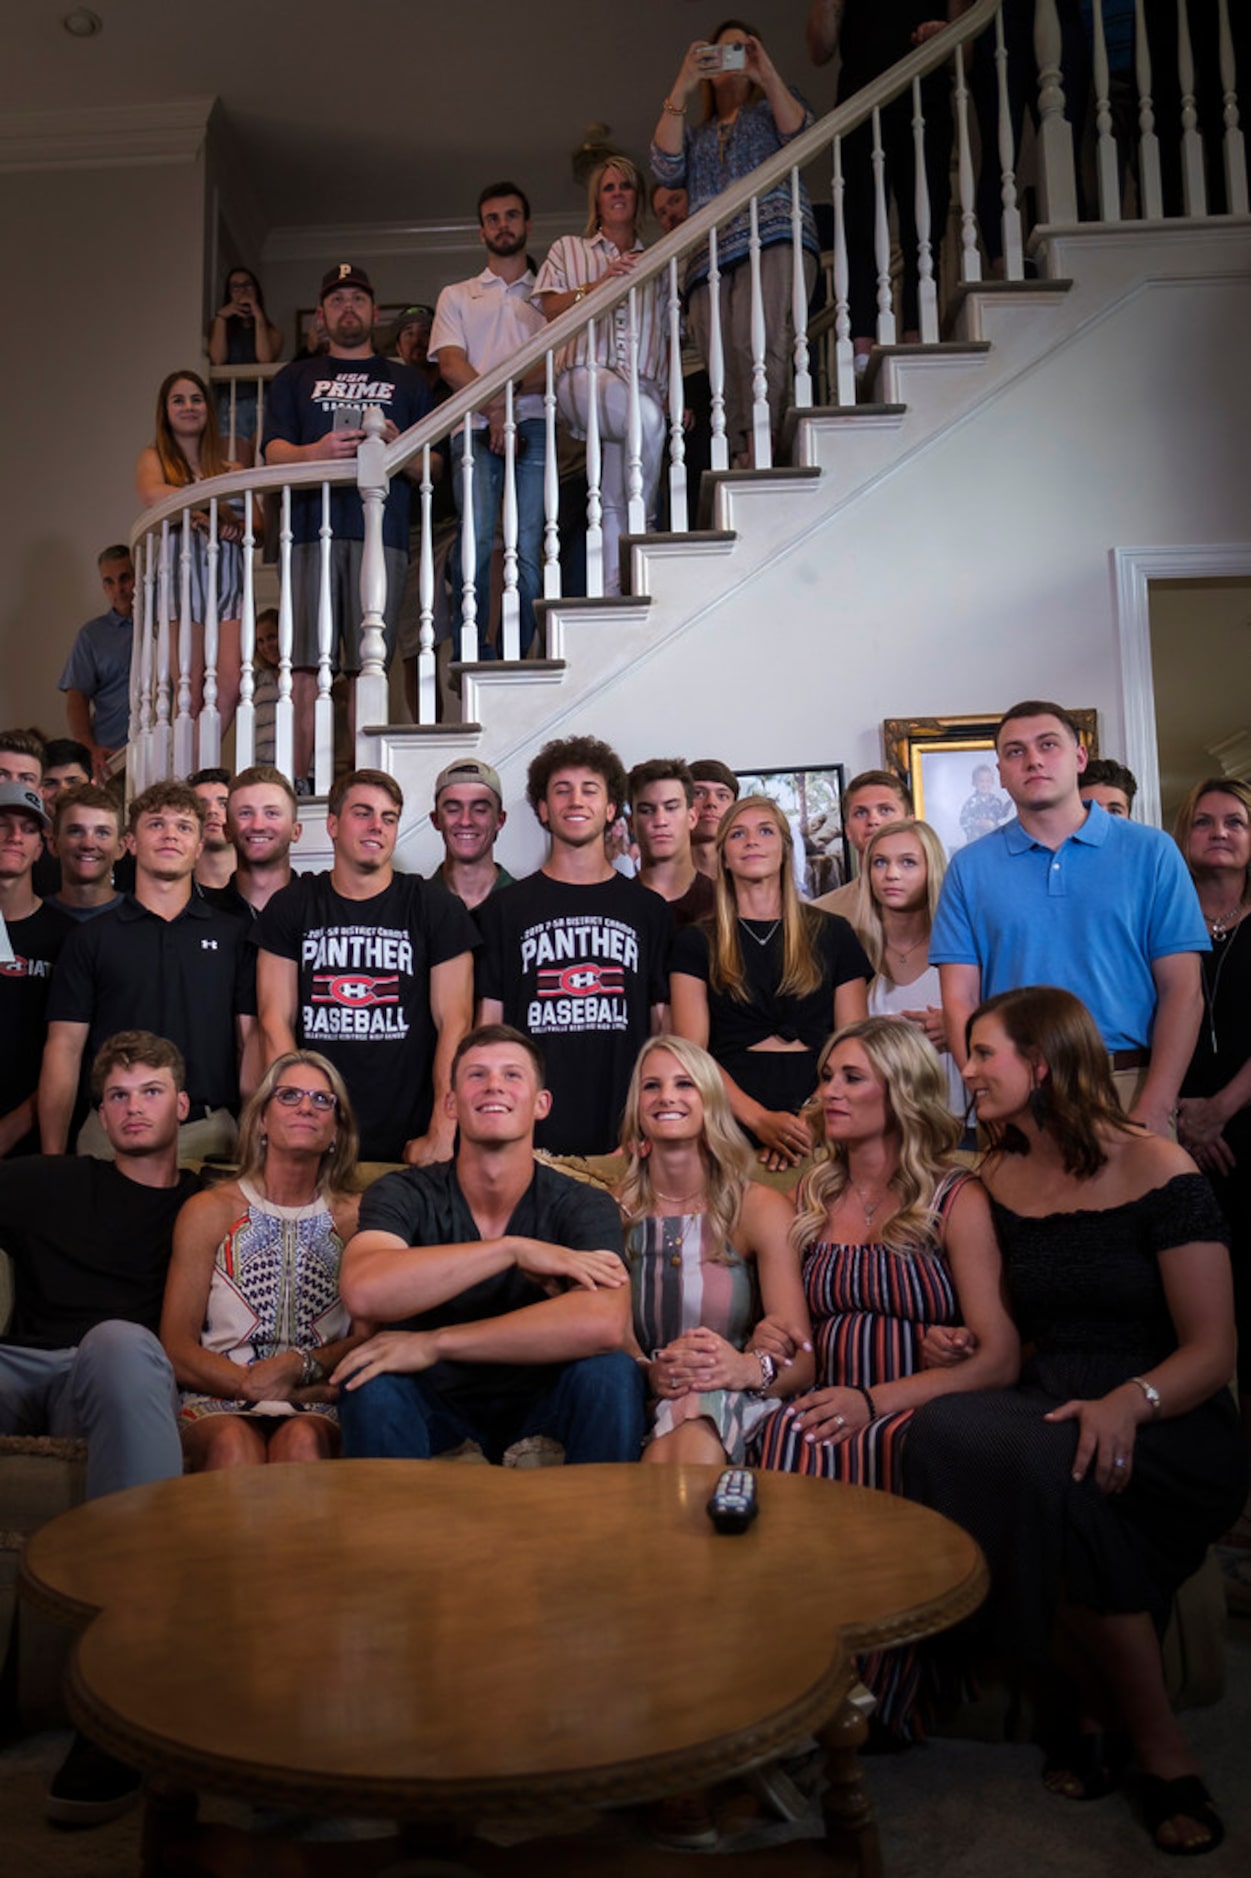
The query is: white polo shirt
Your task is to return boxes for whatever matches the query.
[429,267,547,429]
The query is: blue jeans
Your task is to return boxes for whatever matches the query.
[339,1351,645,1465]
[450,418,546,660]
[0,1322,182,1499]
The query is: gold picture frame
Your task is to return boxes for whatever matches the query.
[882,711,1099,856]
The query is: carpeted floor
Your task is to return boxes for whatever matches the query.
[2,1616,1247,1875]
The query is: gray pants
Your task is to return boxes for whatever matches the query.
[688,246,818,463]
[0,1323,182,1499]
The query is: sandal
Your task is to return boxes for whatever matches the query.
[1141,1774,1225,1857]
[1041,1731,1124,1801]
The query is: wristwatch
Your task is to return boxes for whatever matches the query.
[298,1348,328,1388]
[746,1350,777,1396]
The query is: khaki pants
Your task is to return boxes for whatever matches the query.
[76,1106,237,1164]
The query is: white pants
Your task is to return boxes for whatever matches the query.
[557,369,667,594]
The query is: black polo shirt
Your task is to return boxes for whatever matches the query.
[47,892,257,1114]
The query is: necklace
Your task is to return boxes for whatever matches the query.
[738,916,780,947]
[1205,902,1247,942]
[849,1176,892,1225]
[652,1185,706,1206]
[888,934,925,962]
[1201,915,1244,1055]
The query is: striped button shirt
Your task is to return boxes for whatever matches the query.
[533,232,669,389]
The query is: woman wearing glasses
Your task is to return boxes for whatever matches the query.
[160,1051,368,1468]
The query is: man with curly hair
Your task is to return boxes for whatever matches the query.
[475,736,671,1155]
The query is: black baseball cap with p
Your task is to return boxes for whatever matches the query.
[320,263,374,301]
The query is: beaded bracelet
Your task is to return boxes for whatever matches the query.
[855,1384,877,1421]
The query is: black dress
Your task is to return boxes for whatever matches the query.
[1181,917,1251,1396]
[903,1174,1247,1661]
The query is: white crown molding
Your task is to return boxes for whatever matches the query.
[262,210,576,266]
[1115,542,1251,828]
[0,99,214,173]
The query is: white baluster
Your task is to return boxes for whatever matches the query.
[155,520,173,781]
[314,483,335,796]
[707,227,729,471]
[126,533,144,769]
[912,77,940,338]
[543,351,562,622]
[1034,0,1079,222]
[198,497,221,767]
[995,5,1026,275]
[790,168,813,407]
[871,107,897,345]
[1134,0,1164,217]
[174,511,194,777]
[584,316,604,597]
[354,404,390,757]
[625,286,645,540]
[831,135,855,405]
[458,414,479,663]
[1218,0,1248,213]
[666,256,688,533]
[1177,0,1208,217]
[275,485,294,782]
[748,196,771,467]
[501,379,520,660]
[1091,0,1122,220]
[135,533,155,792]
[417,445,436,721]
[952,50,981,283]
[235,496,256,771]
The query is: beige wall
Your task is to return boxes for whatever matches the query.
[0,158,206,732]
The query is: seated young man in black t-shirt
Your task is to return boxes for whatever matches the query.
[0,1029,201,1824]
[332,1025,645,1464]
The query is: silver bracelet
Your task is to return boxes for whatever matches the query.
[1128,1374,1161,1416]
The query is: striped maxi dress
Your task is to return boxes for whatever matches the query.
[752,1169,971,1737]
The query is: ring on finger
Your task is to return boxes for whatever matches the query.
[1112,1456,1126,1470]
[833,1413,846,1430]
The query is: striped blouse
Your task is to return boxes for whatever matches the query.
[533,233,669,388]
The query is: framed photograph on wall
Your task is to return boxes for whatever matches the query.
[882,712,1099,859]
[733,764,849,899]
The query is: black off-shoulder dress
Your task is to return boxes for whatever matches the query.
[902,1173,1247,1660]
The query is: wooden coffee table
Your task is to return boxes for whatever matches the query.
[21,1461,985,1873]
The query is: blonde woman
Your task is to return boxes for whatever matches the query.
[671,794,870,1169]
[858,818,967,1122]
[617,1036,812,1467]
[161,1051,367,1469]
[754,1016,1018,1736]
[533,155,668,594]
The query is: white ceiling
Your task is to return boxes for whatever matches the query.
[7,0,843,228]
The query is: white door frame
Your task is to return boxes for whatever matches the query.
[1114,543,1251,828]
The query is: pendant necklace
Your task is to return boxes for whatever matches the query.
[739,917,780,947]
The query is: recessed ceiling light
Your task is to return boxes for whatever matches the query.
[63,9,103,37]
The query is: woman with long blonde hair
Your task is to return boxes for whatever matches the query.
[859,817,967,1123]
[136,369,246,734]
[671,794,870,1168]
[161,1051,368,1470]
[754,1015,1018,1737]
[616,1035,812,1468]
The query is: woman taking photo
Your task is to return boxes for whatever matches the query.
[161,1051,367,1469]
[652,20,819,465]
[617,1035,812,1467]
[859,818,967,1124]
[1173,778,1251,1521]
[754,1016,1018,1736]
[533,155,668,596]
[905,986,1246,1855]
[671,794,870,1168]
[136,369,246,734]
[207,265,283,463]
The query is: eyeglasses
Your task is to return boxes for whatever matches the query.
[270,1086,338,1111]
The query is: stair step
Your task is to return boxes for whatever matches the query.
[697,463,823,531]
[620,529,736,597]
[361,722,483,740]
[532,595,654,617]
[448,660,567,678]
[860,340,990,401]
[944,276,1074,341]
[781,402,906,454]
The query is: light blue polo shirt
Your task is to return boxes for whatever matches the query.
[929,801,1208,1052]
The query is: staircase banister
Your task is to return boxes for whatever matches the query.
[126,457,359,549]
[124,0,1002,537]
[376,0,1001,478]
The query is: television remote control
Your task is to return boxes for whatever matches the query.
[706,1467,758,1534]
